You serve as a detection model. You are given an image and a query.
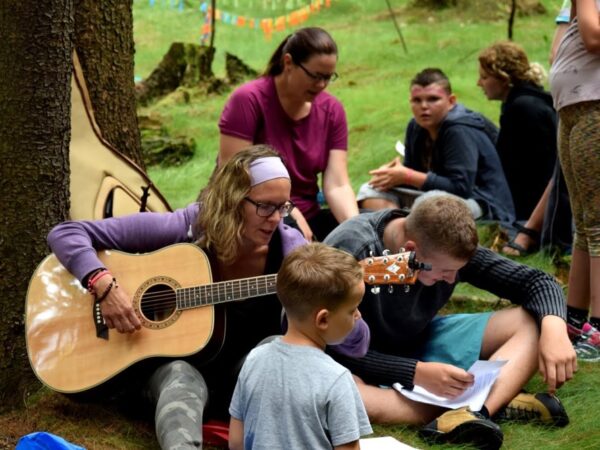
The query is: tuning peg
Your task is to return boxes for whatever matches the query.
[398,274,405,282]
[368,275,376,283]
[382,249,390,256]
[404,285,411,293]
[388,285,394,294]
[371,286,380,294]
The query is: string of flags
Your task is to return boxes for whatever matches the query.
[143,0,333,43]
[148,0,185,11]
[200,0,332,42]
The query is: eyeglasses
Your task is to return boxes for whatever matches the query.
[295,61,338,84]
[244,197,295,218]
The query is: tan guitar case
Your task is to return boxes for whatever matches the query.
[70,51,171,220]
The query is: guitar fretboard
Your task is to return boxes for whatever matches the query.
[176,274,278,309]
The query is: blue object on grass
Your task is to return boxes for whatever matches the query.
[16,432,85,450]
[317,190,325,206]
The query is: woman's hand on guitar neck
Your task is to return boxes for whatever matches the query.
[94,276,142,333]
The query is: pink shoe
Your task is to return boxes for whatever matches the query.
[581,323,600,346]
[567,322,585,342]
[575,323,600,362]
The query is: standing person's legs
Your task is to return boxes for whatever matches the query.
[558,106,592,335]
[146,360,209,449]
[566,102,600,358]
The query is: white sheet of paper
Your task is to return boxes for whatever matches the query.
[393,359,507,411]
[359,436,419,450]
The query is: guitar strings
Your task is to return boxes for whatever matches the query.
[121,277,278,314]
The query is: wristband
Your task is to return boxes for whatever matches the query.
[87,269,110,293]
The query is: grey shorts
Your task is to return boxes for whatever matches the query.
[357,183,422,209]
[357,183,483,219]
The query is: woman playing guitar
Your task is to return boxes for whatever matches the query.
[46,145,369,448]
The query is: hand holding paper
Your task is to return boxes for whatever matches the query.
[394,360,508,411]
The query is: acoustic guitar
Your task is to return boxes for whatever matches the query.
[25,243,426,393]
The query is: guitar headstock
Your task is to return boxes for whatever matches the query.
[359,251,429,285]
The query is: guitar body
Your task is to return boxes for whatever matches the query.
[25,244,425,394]
[25,244,215,393]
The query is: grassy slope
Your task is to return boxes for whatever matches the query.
[135,0,560,209]
[3,1,597,449]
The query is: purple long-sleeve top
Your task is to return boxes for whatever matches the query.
[47,203,369,358]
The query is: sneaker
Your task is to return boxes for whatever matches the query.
[567,321,586,343]
[574,323,600,362]
[420,406,503,450]
[495,393,569,427]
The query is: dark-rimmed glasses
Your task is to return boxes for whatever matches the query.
[296,61,338,84]
[244,197,295,218]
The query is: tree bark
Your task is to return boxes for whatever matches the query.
[74,0,144,168]
[0,0,73,412]
[0,0,142,411]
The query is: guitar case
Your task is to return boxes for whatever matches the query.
[69,50,171,220]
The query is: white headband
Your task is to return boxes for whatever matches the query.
[249,157,290,186]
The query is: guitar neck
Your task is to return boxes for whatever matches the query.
[176,274,278,310]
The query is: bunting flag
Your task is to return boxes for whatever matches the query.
[145,0,333,42]
[198,0,333,42]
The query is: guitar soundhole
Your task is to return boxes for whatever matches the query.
[140,283,176,322]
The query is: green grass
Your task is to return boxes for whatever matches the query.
[3,1,594,449]
[135,2,595,448]
[134,0,561,209]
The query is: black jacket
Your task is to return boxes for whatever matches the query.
[404,104,515,223]
[497,83,557,220]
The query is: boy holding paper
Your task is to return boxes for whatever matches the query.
[325,192,575,449]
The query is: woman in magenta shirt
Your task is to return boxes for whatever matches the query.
[219,27,358,241]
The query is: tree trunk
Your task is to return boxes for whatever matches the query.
[0,0,73,412]
[74,0,144,168]
[136,42,215,106]
[0,0,142,411]
[508,0,517,40]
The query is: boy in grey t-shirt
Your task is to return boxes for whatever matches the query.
[229,243,373,450]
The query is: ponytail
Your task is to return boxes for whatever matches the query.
[262,27,338,77]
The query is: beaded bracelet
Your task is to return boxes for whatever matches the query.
[96,278,118,303]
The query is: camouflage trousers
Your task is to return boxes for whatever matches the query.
[558,100,600,255]
[146,360,209,449]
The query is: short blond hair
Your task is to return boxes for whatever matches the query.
[277,243,363,320]
[405,192,478,261]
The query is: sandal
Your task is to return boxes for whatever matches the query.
[501,224,540,257]
[502,240,531,256]
[513,223,541,242]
